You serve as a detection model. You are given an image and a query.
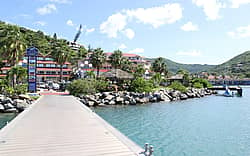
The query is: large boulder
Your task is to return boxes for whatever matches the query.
[88,101,95,107]
[0,104,5,112]
[105,95,114,101]
[4,108,18,113]
[159,94,171,102]
[19,94,31,100]
[115,97,124,104]
[109,100,116,105]
[14,99,29,112]
[129,98,137,105]
[180,94,188,100]
[0,95,5,102]
[4,103,15,109]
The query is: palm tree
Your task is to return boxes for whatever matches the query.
[50,37,74,82]
[121,58,133,73]
[7,66,27,87]
[152,57,168,75]
[109,50,123,69]
[177,69,190,86]
[0,24,27,66]
[85,70,95,79]
[90,48,106,78]
[70,46,87,69]
[134,64,145,78]
[109,50,124,80]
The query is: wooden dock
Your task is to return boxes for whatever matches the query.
[209,86,243,96]
[0,95,143,156]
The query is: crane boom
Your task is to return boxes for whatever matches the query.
[73,24,82,43]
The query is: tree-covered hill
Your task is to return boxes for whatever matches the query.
[147,58,215,73]
[211,51,250,78]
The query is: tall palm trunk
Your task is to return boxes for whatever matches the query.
[60,64,63,82]
[96,66,100,79]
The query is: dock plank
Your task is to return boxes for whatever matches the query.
[0,95,142,156]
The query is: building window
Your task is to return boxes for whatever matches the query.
[51,64,56,68]
[63,72,68,75]
[38,71,44,74]
[37,64,44,67]
[37,57,44,61]
[45,64,51,68]
[45,58,53,61]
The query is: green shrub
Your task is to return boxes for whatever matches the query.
[192,78,212,88]
[193,82,203,88]
[14,84,28,95]
[168,81,187,92]
[129,77,154,93]
[67,79,109,96]
[95,79,108,92]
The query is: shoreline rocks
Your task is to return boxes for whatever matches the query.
[0,94,33,113]
[78,88,217,107]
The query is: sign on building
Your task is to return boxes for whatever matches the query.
[27,47,39,92]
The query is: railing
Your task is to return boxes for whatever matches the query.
[140,143,154,156]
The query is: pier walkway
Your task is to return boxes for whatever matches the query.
[0,95,143,156]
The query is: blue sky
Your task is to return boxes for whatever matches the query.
[1,0,250,65]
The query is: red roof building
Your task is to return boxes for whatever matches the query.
[0,54,72,82]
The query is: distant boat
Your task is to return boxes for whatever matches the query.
[223,86,233,97]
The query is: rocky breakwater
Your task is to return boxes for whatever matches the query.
[79,88,216,107]
[0,94,33,113]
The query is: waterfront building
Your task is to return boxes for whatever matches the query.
[77,52,150,77]
[0,54,72,82]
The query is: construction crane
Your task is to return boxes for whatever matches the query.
[73,24,82,43]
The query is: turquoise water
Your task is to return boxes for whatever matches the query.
[0,113,18,129]
[94,88,250,156]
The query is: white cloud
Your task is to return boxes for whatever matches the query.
[192,0,226,20]
[122,28,135,39]
[118,44,127,49]
[176,50,202,56]
[100,3,182,38]
[34,21,47,26]
[49,0,71,4]
[227,25,250,38]
[181,22,199,31]
[231,0,250,8]
[128,48,144,54]
[125,3,182,28]
[66,20,74,26]
[37,4,57,15]
[100,13,127,38]
[86,28,95,33]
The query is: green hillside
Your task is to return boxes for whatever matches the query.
[211,51,250,78]
[147,58,215,73]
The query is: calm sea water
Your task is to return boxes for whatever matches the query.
[0,113,17,129]
[94,87,250,156]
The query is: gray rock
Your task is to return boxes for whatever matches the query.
[0,104,4,111]
[4,103,15,109]
[4,108,18,113]
[180,94,188,100]
[129,98,137,105]
[88,101,95,107]
[109,100,116,105]
[124,101,130,105]
[102,92,111,98]
[159,94,171,102]
[115,97,124,104]
[149,97,157,102]
[105,95,114,101]
[98,103,106,107]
